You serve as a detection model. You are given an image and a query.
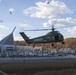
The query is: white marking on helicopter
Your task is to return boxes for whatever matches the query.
[34,38,43,42]
[0,71,8,75]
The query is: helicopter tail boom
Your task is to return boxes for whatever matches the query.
[20,32,31,44]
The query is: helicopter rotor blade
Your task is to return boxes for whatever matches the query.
[23,25,56,31]
[23,29,52,31]
[23,25,76,31]
[56,25,76,29]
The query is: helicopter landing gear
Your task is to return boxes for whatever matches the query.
[33,43,35,48]
[51,43,54,46]
[62,41,65,44]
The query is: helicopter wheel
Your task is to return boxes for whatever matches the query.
[62,41,65,44]
[51,43,54,46]
[33,43,35,48]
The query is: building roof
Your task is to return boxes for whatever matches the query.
[0,27,16,45]
[0,33,14,45]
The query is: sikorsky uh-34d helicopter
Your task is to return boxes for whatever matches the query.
[20,25,65,47]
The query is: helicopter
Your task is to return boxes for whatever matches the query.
[20,25,65,47]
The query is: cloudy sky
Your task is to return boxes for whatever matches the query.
[0,0,76,41]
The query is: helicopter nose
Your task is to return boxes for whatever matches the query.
[61,35,64,41]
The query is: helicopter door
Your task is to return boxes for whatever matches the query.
[55,35,59,41]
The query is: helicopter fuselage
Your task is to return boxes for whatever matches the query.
[30,31,64,43]
[20,31,64,45]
